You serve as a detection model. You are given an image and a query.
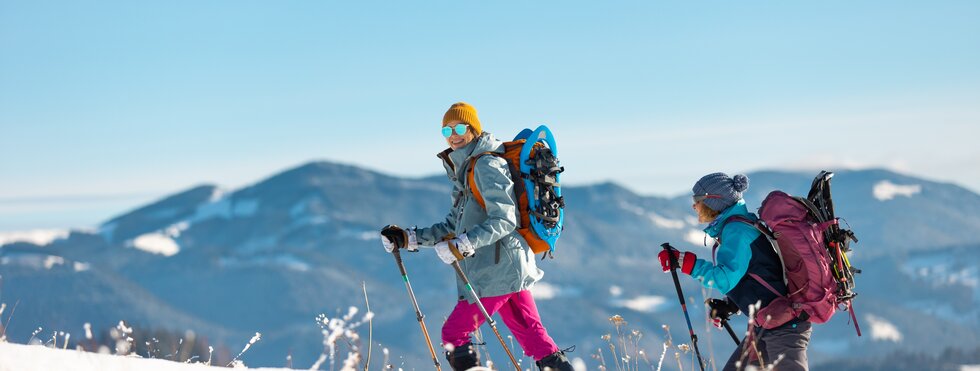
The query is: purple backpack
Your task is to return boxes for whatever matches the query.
[729,185,861,334]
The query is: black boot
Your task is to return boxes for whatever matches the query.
[445,343,480,371]
[536,350,574,371]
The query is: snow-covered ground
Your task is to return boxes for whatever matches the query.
[0,342,290,371]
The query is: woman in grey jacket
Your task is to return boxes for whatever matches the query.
[381,102,572,371]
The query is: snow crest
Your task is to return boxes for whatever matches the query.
[865,314,903,342]
[0,229,70,247]
[648,212,685,229]
[129,233,180,257]
[613,295,668,313]
[873,180,922,201]
[617,202,686,229]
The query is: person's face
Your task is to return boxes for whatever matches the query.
[443,120,476,150]
[692,200,717,223]
[692,194,722,223]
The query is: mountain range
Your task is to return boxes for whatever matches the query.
[2,161,979,370]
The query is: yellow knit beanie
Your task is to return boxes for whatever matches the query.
[442,102,482,135]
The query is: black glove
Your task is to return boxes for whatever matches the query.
[380,224,418,252]
[707,298,740,328]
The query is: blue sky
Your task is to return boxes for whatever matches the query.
[1,1,978,231]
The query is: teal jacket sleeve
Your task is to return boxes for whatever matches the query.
[416,211,455,246]
[688,223,757,294]
[466,155,519,249]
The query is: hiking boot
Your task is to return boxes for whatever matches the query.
[536,350,574,371]
[445,343,480,371]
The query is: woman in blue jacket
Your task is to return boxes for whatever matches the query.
[658,173,812,371]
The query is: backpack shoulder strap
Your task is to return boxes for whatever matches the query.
[714,215,755,260]
[717,215,759,242]
[720,215,776,240]
[721,215,753,228]
[719,215,789,287]
[466,152,503,210]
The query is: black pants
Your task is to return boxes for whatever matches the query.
[722,321,812,371]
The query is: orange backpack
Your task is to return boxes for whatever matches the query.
[465,126,564,257]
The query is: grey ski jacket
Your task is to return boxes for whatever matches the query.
[416,132,544,302]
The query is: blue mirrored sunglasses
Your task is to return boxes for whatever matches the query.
[441,124,469,138]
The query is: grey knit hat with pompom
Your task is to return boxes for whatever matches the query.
[692,172,749,212]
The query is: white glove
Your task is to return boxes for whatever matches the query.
[433,234,475,264]
[381,235,395,253]
[380,227,418,253]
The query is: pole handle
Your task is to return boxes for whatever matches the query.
[447,241,465,261]
[442,233,466,261]
[392,249,408,276]
[661,243,680,271]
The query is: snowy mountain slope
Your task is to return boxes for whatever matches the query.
[101,185,222,245]
[2,161,978,369]
[0,248,240,344]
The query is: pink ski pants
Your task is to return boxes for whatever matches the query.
[441,290,560,360]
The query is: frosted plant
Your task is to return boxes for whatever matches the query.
[765,353,785,370]
[113,321,134,355]
[342,306,358,321]
[655,343,668,371]
[0,302,6,342]
[638,349,653,370]
[594,314,658,371]
[29,327,43,345]
[341,350,361,371]
[313,308,375,370]
[310,353,328,370]
[145,337,160,358]
[227,332,262,366]
[733,300,766,370]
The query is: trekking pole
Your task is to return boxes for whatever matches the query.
[391,247,442,371]
[446,241,522,371]
[661,243,707,371]
[720,319,740,346]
